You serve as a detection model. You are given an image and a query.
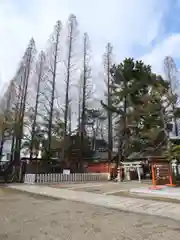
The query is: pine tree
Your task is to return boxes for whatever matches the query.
[101,58,175,162]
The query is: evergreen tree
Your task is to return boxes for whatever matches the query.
[101,58,176,162]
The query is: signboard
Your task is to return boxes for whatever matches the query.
[129,167,135,171]
[63,169,70,175]
[154,163,169,182]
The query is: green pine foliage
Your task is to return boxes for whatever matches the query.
[101,58,178,158]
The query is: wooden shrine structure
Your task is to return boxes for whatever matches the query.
[149,156,180,187]
[119,161,143,182]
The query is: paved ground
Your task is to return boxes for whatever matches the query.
[130,185,180,200]
[51,181,151,194]
[1,187,180,240]
[50,181,180,203]
[8,184,180,221]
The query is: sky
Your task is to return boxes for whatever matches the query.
[1,0,180,94]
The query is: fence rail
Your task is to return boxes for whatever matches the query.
[24,173,109,184]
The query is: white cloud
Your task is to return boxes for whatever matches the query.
[142,34,180,74]
[0,0,179,95]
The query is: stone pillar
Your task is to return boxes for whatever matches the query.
[137,166,141,182]
[126,167,130,181]
[172,162,177,176]
[117,167,121,182]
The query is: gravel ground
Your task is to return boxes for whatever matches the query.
[0,187,180,240]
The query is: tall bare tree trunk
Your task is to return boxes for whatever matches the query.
[15,38,36,163]
[164,56,179,136]
[30,51,45,160]
[47,21,61,159]
[106,43,113,162]
[0,82,14,160]
[64,15,77,136]
[11,78,23,161]
[77,73,83,134]
[78,33,92,170]
[68,104,72,134]
[80,33,88,166]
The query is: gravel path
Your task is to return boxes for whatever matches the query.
[0,187,180,240]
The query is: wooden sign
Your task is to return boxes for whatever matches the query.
[153,163,170,184]
[63,169,70,175]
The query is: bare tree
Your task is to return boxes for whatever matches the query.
[44,20,62,159]
[164,56,179,136]
[77,73,84,132]
[0,80,17,160]
[29,51,46,160]
[80,33,91,164]
[10,78,23,161]
[63,14,78,136]
[103,43,113,161]
[13,38,36,163]
[68,103,72,134]
[77,66,94,134]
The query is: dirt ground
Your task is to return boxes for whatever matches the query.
[0,187,180,240]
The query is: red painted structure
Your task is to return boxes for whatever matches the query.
[87,162,117,178]
[88,162,110,173]
[149,157,176,187]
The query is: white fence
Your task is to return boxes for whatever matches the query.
[24,174,36,184]
[24,173,109,184]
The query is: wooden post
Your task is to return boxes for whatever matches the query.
[166,164,176,187]
[107,163,111,180]
[169,174,173,185]
[149,164,163,190]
